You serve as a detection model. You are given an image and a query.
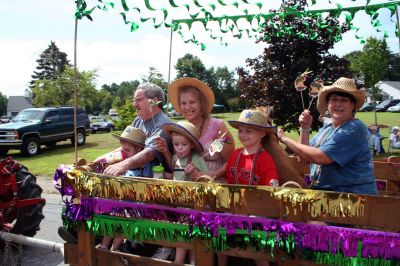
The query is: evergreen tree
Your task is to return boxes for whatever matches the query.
[237,0,352,131]
[30,41,71,88]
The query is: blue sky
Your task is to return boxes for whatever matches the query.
[1,0,399,97]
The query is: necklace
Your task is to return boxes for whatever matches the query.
[233,147,263,185]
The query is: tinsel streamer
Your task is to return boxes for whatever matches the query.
[63,214,400,265]
[56,165,369,221]
[72,0,400,48]
[62,197,400,260]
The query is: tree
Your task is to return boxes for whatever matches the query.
[237,0,352,132]
[30,67,99,112]
[0,92,7,116]
[345,37,390,124]
[175,54,238,109]
[114,99,136,130]
[141,67,168,91]
[348,37,389,89]
[30,41,71,87]
[387,52,400,81]
[175,54,208,81]
[213,67,237,110]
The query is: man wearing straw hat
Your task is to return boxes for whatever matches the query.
[277,77,377,195]
[102,82,172,177]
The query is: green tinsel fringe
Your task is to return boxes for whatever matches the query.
[63,215,398,265]
[302,249,398,266]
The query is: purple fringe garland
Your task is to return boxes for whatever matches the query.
[66,196,400,260]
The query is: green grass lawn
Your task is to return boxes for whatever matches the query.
[8,111,399,179]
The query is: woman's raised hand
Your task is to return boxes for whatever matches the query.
[299,110,313,130]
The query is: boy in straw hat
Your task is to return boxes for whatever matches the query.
[156,121,207,264]
[226,109,279,186]
[277,77,377,195]
[98,126,146,251]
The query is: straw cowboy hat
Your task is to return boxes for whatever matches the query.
[168,77,215,115]
[162,121,204,153]
[317,77,365,114]
[228,109,276,135]
[112,126,145,147]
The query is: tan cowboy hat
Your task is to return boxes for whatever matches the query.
[168,77,215,115]
[112,126,145,147]
[317,77,365,114]
[228,109,276,135]
[162,121,204,152]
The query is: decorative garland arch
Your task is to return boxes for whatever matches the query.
[74,0,400,49]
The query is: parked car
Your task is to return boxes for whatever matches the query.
[90,120,115,133]
[387,103,400,113]
[0,115,11,124]
[0,107,91,156]
[375,99,400,112]
[359,101,377,112]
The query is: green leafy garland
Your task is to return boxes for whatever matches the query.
[74,0,400,50]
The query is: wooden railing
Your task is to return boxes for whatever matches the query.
[288,155,400,195]
[56,165,400,266]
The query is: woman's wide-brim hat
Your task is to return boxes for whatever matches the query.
[112,126,145,147]
[228,109,276,135]
[317,77,365,114]
[162,121,204,153]
[168,77,215,115]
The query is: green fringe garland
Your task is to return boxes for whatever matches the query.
[64,215,399,265]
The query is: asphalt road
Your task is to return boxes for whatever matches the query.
[0,194,67,266]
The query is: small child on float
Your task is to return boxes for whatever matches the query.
[155,120,207,264]
[219,109,280,266]
[97,126,146,251]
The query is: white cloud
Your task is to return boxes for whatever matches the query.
[0,40,48,96]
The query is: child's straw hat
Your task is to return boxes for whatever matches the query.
[162,121,204,152]
[112,126,145,147]
[228,109,276,135]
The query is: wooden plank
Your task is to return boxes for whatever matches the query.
[65,244,187,266]
[64,243,78,265]
[78,228,96,266]
[194,239,214,266]
[374,161,400,182]
[95,249,186,266]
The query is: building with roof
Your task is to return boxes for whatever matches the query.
[376,81,400,100]
[7,96,33,117]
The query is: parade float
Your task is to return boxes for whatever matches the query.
[54,157,400,265]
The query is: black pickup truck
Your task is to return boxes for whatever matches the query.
[0,107,91,156]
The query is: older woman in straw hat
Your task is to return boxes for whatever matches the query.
[277,77,377,195]
[168,77,235,178]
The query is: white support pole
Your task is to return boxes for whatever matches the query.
[0,231,64,255]
[166,27,173,114]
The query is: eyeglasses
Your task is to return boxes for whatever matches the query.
[132,97,146,103]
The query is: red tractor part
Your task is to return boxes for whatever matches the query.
[0,156,45,236]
